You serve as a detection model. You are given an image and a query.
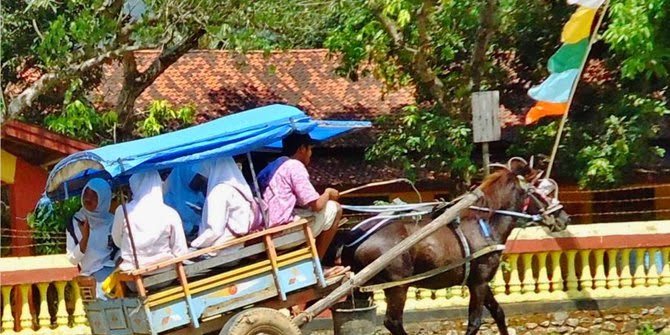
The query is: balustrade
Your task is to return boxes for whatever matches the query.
[4,222,670,330]
[0,255,89,335]
[374,220,670,313]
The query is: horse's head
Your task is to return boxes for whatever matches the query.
[487,157,570,232]
[525,178,571,231]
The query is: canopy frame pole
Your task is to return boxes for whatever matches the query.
[63,181,69,199]
[117,160,140,270]
[546,0,610,178]
[246,152,269,228]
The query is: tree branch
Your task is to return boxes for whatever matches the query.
[4,44,144,122]
[413,0,447,110]
[373,1,448,111]
[376,11,405,48]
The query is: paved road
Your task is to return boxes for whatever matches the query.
[308,305,670,334]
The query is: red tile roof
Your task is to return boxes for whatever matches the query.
[99,49,414,122]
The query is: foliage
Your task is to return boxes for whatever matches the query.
[27,197,80,255]
[45,99,117,144]
[2,0,348,134]
[509,94,668,188]
[44,99,196,143]
[203,1,352,51]
[135,100,196,137]
[324,0,482,105]
[325,0,492,184]
[326,0,669,188]
[603,0,670,80]
[367,105,476,184]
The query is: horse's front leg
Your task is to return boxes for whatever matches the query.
[483,283,509,335]
[383,286,409,335]
[465,283,487,335]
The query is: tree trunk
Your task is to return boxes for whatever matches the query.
[115,28,206,138]
[469,0,499,94]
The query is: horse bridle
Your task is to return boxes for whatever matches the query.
[521,183,566,231]
[470,176,565,231]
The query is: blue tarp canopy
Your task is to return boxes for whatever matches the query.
[45,104,370,200]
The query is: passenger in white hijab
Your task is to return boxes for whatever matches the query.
[66,178,117,299]
[112,170,188,271]
[190,157,259,250]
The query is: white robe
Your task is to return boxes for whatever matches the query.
[191,157,255,249]
[112,170,188,271]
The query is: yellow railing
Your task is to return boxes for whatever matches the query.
[2,220,670,334]
[373,220,670,312]
[0,255,90,335]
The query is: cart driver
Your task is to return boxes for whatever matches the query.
[257,132,347,277]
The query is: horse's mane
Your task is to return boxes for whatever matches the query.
[464,170,521,221]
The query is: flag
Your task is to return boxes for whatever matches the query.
[561,7,597,44]
[526,102,569,125]
[548,38,589,73]
[567,0,605,9]
[528,69,580,103]
[525,1,603,125]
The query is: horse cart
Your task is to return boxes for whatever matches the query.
[43,104,570,335]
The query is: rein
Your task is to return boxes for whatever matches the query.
[468,206,543,222]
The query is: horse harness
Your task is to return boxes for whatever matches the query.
[359,217,506,292]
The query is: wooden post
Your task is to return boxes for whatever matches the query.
[292,189,483,327]
[471,91,501,176]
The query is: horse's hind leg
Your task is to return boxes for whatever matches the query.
[483,283,509,335]
[465,283,487,335]
[383,286,409,335]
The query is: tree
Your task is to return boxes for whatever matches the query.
[325,0,502,186]
[325,0,669,188]
[506,0,669,187]
[2,0,346,138]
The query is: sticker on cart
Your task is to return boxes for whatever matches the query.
[209,279,258,298]
[288,267,307,285]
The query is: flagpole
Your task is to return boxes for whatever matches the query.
[545,0,610,178]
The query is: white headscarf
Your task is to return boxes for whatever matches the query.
[197,157,254,201]
[113,170,188,270]
[79,178,114,227]
[191,157,255,248]
[67,178,116,275]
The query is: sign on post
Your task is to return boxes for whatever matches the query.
[471,91,501,175]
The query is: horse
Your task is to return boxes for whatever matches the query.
[337,160,571,335]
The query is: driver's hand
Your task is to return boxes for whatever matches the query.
[326,188,340,201]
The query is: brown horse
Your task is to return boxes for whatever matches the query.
[339,164,570,335]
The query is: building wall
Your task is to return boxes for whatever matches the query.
[3,152,48,256]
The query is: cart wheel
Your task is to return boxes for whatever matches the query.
[220,308,302,335]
